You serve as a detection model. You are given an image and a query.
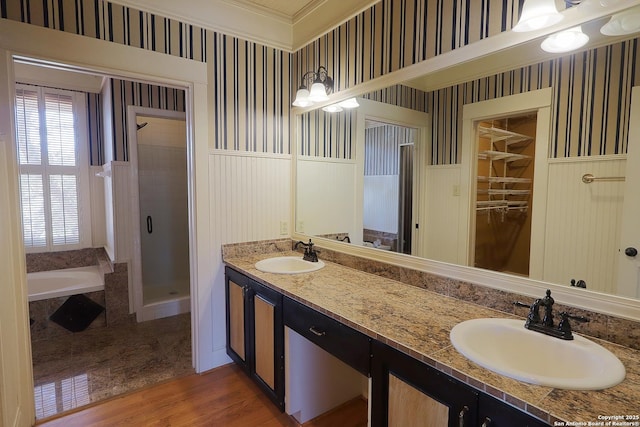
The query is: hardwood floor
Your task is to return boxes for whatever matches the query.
[36,363,368,427]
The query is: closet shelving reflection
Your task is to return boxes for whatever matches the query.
[476,124,533,220]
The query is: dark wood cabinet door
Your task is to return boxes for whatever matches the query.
[249,280,284,410]
[225,267,284,411]
[371,340,479,427]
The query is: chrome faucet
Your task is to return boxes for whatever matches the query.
[514,289,589,340]
[294,239,319,262]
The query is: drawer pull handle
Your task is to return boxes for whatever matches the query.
[309,326,326,337]
[458,406,469,427]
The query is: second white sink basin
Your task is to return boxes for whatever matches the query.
[255,256,325,274]
[450,318,625,390]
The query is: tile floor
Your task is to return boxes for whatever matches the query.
[31,312,193,420]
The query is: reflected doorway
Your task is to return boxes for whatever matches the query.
[363,120,416,255]
[473,114,537,276]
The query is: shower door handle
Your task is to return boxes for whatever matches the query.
[146,216,153,234]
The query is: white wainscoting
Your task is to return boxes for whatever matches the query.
[543,156,626,294]
[363,175,398,234]
[102,161,131,263]
[423,165,462,263]
[209,151,292,362]
[89,165,107,248]
[296,157,357,238]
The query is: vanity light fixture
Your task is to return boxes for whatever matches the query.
[600,5,640,36]
[292,66,334,107]
[512,0,564,32]
[322,104,343,113]
[321,98,360,113]
[338,97,360,109]
[541,25,589,53]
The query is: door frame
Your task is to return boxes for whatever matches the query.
[398,142,414,254]
[355,98,430,257]
[127,106,188,322]
[460,88,553,278]
[617,86,640,298]
[0,21,210,424]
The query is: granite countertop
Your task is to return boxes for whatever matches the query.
[223,251,640,425]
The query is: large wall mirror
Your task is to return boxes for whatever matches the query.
[293,4,640,318]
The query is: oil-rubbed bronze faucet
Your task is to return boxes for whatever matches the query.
[294,239,319,262]
[514,290,589,340]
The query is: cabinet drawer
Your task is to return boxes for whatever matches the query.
[284,297,371,376]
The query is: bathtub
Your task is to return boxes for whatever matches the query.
[27,266,104,302]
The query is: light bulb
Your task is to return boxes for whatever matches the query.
[513,0,563,32]
[601,6,640,36]
[338,98,360,109]
[292,88,312,107]
[541,26,589,53]
[322,104,343,113]
[308,82,329,102]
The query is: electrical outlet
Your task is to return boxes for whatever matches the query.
[279,221,288,235]
[297,221,305,233]
[452,184,460,196]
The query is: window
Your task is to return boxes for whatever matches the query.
[15,84,91,252]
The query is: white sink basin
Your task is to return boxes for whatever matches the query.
[450,318,625,390]
[255,256,325,274]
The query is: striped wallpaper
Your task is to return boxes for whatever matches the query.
[429,38,639,164]
[293,0,637,164]
[365,125,416,175]
[4,0,292,156]
[300,38,639,165]
[210,33,291,153]
[87,93,103,165]
[6,0,638,163]
[108,79,186,163]
[293,0,530,93]
[1,0,207,62]
[362,84,429,112]
[298,109,355,158]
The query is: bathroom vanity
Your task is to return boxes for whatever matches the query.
[223,248,640,426]
[225,267,284,409]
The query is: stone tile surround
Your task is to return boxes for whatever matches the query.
[222,238,640,351]
[26,248,134,332]
[29,290,107,342]
[26,247,110,273]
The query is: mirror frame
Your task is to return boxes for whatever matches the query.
[291,1,640,321]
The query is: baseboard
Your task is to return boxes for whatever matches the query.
[137,296,190,322]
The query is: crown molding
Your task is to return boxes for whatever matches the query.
[222,0,327,24]
[109,0,293,51]
[292,0,379,51]
[109,0,378,52]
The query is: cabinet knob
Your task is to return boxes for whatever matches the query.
[481,417,492,427]
[458,405,469,427]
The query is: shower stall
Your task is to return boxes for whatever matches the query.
[129,111,190,322]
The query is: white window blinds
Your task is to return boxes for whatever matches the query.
[15,85,86,250]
